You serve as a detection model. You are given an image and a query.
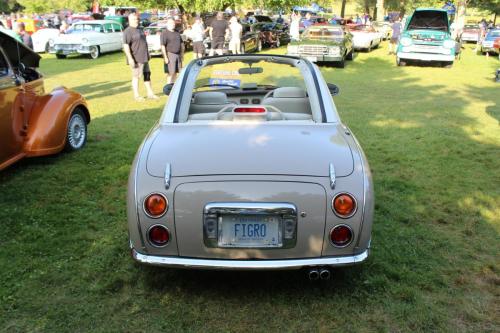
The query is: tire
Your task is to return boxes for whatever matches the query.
[45,42,50,53]
[89,46,100,59]
[56,54,67,59]
[338,59,345,68]
[443,61,453,68]
[396,57,406,66]
[64,108,88,152]
[347,49,355,60]
[367,43,372,52]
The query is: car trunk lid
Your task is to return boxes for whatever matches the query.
[146,124,354,178]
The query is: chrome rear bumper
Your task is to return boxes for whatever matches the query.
[132,248,369,270]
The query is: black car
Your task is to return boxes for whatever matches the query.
[203,23,261,54]
[252,22,290,48]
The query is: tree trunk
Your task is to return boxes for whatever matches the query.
[341,0,347,18]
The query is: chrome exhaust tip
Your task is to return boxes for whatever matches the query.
[319,268,331,280]
[308,269,320,280]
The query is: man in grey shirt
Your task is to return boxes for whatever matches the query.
[389,18,402,55]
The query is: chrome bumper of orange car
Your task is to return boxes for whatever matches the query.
[131,248,369,270]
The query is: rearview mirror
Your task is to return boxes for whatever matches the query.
[163,83,174,95]
[238,67,263,75]
[327,83,340,96]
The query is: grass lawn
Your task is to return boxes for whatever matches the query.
[1,43,499,332]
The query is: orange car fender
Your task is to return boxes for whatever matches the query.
[24,86,90,157]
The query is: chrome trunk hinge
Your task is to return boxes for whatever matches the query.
[164,163,171,189]
[329,163,336,189]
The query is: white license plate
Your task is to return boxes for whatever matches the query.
[218,214,281,248]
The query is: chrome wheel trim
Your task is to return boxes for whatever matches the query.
[90,46,99,59]
[67,113,86,149]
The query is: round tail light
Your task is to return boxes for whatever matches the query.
[332,193,357,218]
[148,225,170,247]
[330,225,353,247]
[144,193,168,218]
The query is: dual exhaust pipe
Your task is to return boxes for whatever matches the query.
[308,268,331,280]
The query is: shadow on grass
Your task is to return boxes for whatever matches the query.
[71,80,130,100]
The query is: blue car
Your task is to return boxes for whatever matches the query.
[480,29,500,54]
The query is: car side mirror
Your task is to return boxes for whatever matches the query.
[163,83,174,95]
[327,83,340,96]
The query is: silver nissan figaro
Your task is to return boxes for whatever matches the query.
[127,54,373,278]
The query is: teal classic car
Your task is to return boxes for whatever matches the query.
[287,26,354,68]
[396,8,456,67]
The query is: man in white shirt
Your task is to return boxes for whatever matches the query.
[228,16,242,54]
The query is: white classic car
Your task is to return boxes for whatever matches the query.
[145,24,167,56]
[49,20,123,59]
[347,24,383,51]
[373,21,392,40]
[127,54,374,278]
[32,28,60,53]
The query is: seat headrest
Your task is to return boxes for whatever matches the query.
[273,87,307,98]
[193,91,229,104]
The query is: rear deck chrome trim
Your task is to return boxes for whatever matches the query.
[131,248,369,270]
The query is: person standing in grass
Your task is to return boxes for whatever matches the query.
[228,16,242,54]
[15,22,33,49]
[123,12,158,101]
[161,18,184,84]
[190,17,206,59]
[388,17,402,55]
[209,12,229,56]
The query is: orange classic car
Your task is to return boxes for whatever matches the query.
[0,30,90,171]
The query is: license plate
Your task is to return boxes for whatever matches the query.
[218,214,281,248]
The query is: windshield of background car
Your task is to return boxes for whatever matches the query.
[303,27,343,39]
[69,24,104,33]
[350,25,373,32]
[254,16,272,22]
[145,26,165,35]
[194,60,306,91]
[407,11,449,32]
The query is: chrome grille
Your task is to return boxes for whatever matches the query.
[55,44,80,50]
[299,45,328,55]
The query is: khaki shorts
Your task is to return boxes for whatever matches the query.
[131,62,151,79]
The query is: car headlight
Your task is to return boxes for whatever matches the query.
[81,38,89,45]
[328,47,339,55]
[400,37,412,47]
[443,39,455,49]
[48,39,54,46]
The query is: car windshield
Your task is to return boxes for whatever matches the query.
[194,60,305,91]
[185,59,313,122]
[407,11,449,32]
[145,27,165,34]
[350,25,372,31]
[303,27,343,39]
[69,24,104,33]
